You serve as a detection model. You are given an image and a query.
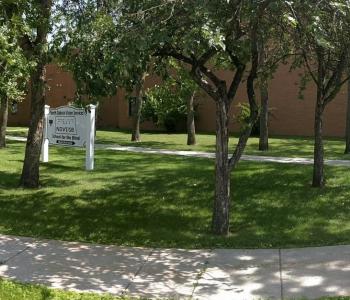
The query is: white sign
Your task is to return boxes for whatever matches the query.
[42,105,96,171]
[47,106,88,148]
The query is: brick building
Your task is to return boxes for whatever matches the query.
[8,63,348,137]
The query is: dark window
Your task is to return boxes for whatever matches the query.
[128,96,147,117]
[128,97,136,117]
[11,101,18,114]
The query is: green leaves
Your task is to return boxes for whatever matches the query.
[202,23,226,51]
[55,1,154,102]
[143,60,198,131]
[0,25,32,102]
[287,0,350,99]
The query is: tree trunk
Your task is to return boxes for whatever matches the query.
[19,63,47,188]
[0,97,8,148]
[187,92,196,145]
[131,85,143,142]
[259,83,269,151]
[212,100,230,236]
[19,0,51,188]
[345,79,350,154]
[312,101,325,187]
[229,123,254,170]
[229,26,259,170]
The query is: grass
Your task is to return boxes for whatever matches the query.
[4,127,27,137]
[316,299,350,300]
[96,129,350,160]
[0,279,350,300]
[0,279,137,300]
[1,140,350,249]
[0,279,348,300]
[6,126,350,160]
[317,298,350,300]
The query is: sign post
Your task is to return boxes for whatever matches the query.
[86,105,96,171]
[41,105,50,163]
[42,105,96,170]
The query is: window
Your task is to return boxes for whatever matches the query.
[11,101,18,114]
[128,97,137,117]
[128,96,147,117]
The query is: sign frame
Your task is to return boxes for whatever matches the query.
[41,104,96,171]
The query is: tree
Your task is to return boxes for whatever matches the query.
[173,63,200,145]
[131,73,147,142]
[176,63,199,145]
[287,0,350,187]
[0,98,8,148]
[4,0,54,188]
[0,8,31,148]
[123,0,283,235]
[345,68,350,154]
[144,60,199,144]
[258,45,269,152]
[57,0,152,142]
[256,7,290,152]
[186,91,197,145]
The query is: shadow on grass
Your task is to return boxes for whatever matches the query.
[96,129,350,160]
[1,147,350,249]
[0,171,21,190]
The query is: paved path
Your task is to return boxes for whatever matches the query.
[7,135,350,167]
[6,136,27,142]
[1,235,350,299]
[98,144,350,167]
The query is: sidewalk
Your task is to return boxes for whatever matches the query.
[6,135,350,167]
[98,144,350,167]
[1,235,350,299]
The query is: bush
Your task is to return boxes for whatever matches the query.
[236,102,260,136]
[143,80,190,133]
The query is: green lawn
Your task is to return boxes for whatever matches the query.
[96,129,350,160]
[1,140,350,249]
[0,279,348,300]
[0,279,136,300]
[4,127,28,137]
[6,126,350,160]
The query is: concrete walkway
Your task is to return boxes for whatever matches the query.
[1,235,350,299]
[98,144,350,167]
[6,135,350,167]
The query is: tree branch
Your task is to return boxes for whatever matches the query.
[197,64,223,88]
[302,48,318,85]
[225,47,246,100]
[228,3,262,170]
[190,66,220,100]
[154,46,194,65]
[4,3,34,56]
[323,49,347,99]
[285,2,318,85]
[19,36,34,56]
[198,47,217,65]
[155,46,222,100]
[324,74,350,107]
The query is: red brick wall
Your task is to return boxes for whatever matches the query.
[194,66,347,137]
[8,63,348,137]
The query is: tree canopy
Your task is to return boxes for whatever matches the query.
[0,1,33,103]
